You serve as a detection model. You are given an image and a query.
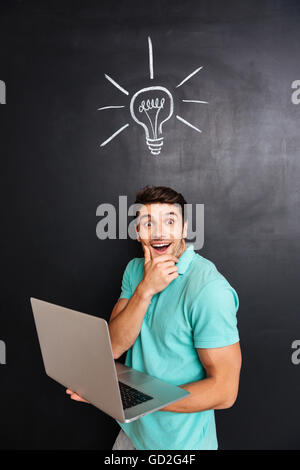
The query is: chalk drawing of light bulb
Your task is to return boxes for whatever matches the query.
[98,36,208,154]
[130,86,173,156]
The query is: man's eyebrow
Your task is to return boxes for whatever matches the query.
[139,214,151,221]
[163,211,178,218]
[139,211,179,221]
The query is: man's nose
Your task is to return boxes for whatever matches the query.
[151,220,163,239]
[151,220,173,239]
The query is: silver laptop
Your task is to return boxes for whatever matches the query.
[30,297,190,423]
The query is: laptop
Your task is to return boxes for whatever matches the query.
[30,297,190,423]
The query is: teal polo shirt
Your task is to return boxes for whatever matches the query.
[116,244,239,450]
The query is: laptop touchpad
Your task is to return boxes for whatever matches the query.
[119,371,154,386]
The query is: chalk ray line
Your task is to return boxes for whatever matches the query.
[97,105,125,110]
[176,67,203,88]
[100,123,130,147]
[182,100,208,104]
[176,115,202,133]
[104,74,129,95]
[148,36,154,79]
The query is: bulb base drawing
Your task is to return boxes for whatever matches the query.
[146,137,164,156]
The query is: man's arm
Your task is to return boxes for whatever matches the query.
[108,284,153,359]
[160,341,242,413]
[108,246,178,359]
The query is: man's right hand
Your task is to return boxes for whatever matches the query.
[138,245,179,299]
[66,388,89,403]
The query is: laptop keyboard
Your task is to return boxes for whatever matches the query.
[118,381,154,410]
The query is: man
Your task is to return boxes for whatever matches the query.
[67,185,242,450]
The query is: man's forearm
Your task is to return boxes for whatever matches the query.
[160,376,236,413]
[108,282,152,359]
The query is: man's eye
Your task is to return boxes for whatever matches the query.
[166,219,174,225]
[144,222,152,227]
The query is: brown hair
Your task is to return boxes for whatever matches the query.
[134,185,187,224]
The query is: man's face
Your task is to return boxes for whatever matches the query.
[135,203,188,260]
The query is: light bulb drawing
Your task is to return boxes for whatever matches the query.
[98,36,208,155]
[130,86,173,155]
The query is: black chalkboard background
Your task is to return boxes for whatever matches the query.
[1,0,300,449]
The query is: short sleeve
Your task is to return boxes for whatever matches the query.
[190,278,240,348]
[118,259,134,300]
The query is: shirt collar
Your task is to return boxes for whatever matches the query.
[176,243,195,275]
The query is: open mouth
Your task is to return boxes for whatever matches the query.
[150,242,172,254]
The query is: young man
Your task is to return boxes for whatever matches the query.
[67,185,241,450]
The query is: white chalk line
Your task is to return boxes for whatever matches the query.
[97,105,125,110]
[176,115,202,133]
[104,74,129,95]
[148,36,154,80]
[100,123,130,147]
[176,66,203,88]
[182,99,208,104]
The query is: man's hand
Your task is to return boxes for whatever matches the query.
[139,245,179,298]
[66,388,89,403]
